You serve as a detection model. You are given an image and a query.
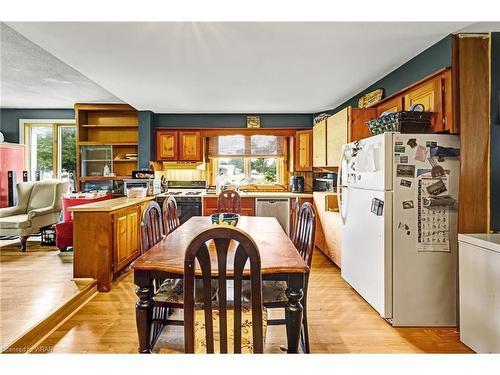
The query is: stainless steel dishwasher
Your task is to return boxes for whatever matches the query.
[255,198,290,235]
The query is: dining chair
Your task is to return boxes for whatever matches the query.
[140,201,219,347]
[183,226,267,353]
[217,189,241,213]
[251,201,316,353]
[289,197,300,239]
[162,196,180,235]
[140,201,184,344]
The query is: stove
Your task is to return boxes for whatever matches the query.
[155,180,206,224]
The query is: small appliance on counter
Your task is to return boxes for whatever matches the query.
[289,175,305,193]
[313,172,337,192]
[123,171,161,195]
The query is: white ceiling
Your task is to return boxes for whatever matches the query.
[5,22,475,113]
[0,23,123,108]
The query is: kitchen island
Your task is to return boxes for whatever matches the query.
[69,196,154,292]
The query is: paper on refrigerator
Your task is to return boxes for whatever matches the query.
[417,176,450,252]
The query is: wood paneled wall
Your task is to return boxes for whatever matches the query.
[455,34,491,233]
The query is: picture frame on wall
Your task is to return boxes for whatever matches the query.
[246,115,261,128]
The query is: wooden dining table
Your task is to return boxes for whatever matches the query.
[132,216,308,354]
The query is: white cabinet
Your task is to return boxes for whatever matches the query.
[458,234,500,353]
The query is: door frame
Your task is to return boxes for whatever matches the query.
[19,119,76,178]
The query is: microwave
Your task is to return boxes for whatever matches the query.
[313,173,337,192]
[123,179,161,196]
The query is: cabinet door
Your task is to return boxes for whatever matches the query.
[349,108,378,142]
[126,208,140,260]
[241,198,255,216]
[156,131,178,161]
[179,131,202,161]
[376,97,403,116]
[114,211,128,271]
[294,130,313,171]
[404,76,443,132]
[326,108,348,167]
[114,207,140,271]
[312,119,327,167]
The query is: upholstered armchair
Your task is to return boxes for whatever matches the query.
[0,180,68,251]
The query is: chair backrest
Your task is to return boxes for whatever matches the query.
[217,189,241,213]
[140,201,164,254]
[289,197,300,239]
[184,226,264,354]
[292,202,316,269]
[17,180,68,213]
[162,196,180,235]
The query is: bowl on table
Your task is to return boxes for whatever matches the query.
[210,213,239,226]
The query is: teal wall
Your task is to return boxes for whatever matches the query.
[317,35,452,116]
[0,108,75,143]
[138,113,313,168]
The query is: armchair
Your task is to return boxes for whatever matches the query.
[0,180,68,251]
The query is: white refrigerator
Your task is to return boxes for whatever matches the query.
[338,132,460,326]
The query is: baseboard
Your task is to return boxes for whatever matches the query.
[2,279,97,354]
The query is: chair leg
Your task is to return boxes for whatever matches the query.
[302,294,310,353]
[20,236,29,252]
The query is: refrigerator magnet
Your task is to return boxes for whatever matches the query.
[407,138,417,148]
[426,141,438,148]
[400,155,409,163]
[426,180,447,196]
[371,198,384,216]
[413,145,428,162]
[394,145,406,153]
[396,164,415,178]
[400,179,412,188]
[402,200,414,209]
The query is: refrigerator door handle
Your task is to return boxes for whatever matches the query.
[337,147,346,224]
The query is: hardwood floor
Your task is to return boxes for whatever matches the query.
[31,249,472,354]
[0,238,94,350]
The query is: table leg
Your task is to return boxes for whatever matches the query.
[135,271,153,353]
[285,273,304,354]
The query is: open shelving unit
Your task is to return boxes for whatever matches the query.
[75,103,138,193]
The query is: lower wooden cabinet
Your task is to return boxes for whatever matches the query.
[203,197,255,216]
[72,198,150,292]
[114,206,140,272]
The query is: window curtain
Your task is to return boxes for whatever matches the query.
[208,135,285,157]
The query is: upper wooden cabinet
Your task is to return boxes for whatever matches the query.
[156,130,178,161]
[376,96,403,116]
[312,119,327,167]
[155,130,203,162]
[375,68,455,134]
[403,75,443,132]
[326,108,349,167]
[294,129,313,171]
[313,107,377,168]
[178,131,202,161]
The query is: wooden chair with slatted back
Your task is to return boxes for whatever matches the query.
[162,196,180,236]
[140,201,184,345]
[260,201,316,353]
[217,189,241,214]
[183,226,266,354]
[289,197,300,240]
[140,201,164,254]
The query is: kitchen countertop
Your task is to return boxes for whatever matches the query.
[458,233,500,253]
[201,191,313,199]
[68,196,154,212]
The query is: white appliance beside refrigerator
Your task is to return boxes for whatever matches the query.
[337,132,460,326]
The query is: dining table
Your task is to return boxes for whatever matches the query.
[132,215,308,354]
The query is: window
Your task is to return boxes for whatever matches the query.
[23,122,76,181]
[209,135,284,185]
